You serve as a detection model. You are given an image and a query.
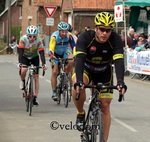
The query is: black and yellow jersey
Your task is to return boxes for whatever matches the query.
[74,30,124,83]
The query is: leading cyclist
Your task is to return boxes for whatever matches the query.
[72,12,127,142]
[18,25,47,106]
[49,22,75,101]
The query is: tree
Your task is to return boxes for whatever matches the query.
[0,0,5,13]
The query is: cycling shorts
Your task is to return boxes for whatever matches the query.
[54,48,72,65]
[21,55,39,74]
[72,65,114,99]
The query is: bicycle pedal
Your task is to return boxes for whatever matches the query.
[80,133,88,142]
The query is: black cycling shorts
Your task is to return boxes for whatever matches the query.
[21,56,39,74]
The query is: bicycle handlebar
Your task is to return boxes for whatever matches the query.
[19,65,45,76]
[49,57,74,64]
[75,83,124,102]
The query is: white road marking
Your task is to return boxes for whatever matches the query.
[46,79,51,83]
[111,116,137,132]
[84,101,137,132]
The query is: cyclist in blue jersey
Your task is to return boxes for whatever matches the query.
[18,25,47,106]
[49,22,75,100]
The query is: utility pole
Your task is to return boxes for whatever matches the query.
[7,0,12,54]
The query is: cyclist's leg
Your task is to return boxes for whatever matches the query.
[50,58,59,97]
[19,56,29,90]
[31,56,40,98]
[72,71,89,113]
[93,66,113,142]
[72,69,91,131]
[63,49,74,74]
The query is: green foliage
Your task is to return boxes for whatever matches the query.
[11,26,21,43]
[0,40,7,54]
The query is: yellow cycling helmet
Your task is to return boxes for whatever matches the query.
[94,12,115,28]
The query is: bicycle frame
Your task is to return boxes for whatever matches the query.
[50,58,73,107]
[20,64,45,116]
[76,83,124,142]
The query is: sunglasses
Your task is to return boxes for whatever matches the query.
[98,27,112,33]
[28,35,37,38]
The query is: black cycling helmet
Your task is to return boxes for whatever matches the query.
[68,23,73,32]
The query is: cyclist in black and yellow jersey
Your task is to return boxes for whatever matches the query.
[72,12,127,142]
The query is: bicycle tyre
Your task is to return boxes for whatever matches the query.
[24,91,29,112]
[68,77,72,102]
[62,74,69,108]
[63,84,69,108]
[56,86,61,105]
[29,76,34,116]
[91,109,103,142]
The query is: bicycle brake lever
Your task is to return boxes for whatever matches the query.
[42,70,45,76]
[118,94,124,102]
[76,92,80,100]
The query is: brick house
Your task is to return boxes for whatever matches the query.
[17,0,118,36]
[1,0,129,53]
[0,0,21,40]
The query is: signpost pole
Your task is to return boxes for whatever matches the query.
[49,26,50,42]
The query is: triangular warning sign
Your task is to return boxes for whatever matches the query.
[44,6,57,17]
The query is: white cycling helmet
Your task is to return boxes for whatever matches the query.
[57,22,69,31]
[26,25,38,35]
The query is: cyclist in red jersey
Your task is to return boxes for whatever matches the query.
[72,12,127,142]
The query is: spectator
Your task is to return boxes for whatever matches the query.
[121,29,132,48]
[74,30,80,38]
[134,34,148,52]
[128,27,137,49]
[85,26,90,31]
[10,36,18,54]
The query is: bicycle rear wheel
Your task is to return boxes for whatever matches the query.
[29,77,34,116]
[91,109,103,142]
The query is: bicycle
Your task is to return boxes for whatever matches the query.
[75,83,124,142]
[50,57,73,108]
[19,64,45,116]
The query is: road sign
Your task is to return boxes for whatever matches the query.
[44,6,57,17]
[114,5,123,22]
[46,18,54,26]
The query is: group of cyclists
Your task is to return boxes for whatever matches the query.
[17,12,127,142]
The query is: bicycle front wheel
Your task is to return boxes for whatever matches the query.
[67,74,72,102]
[63,85,69,108]
[62,75,69,108]
[91,109,103,142]
[56,86,61,105]
[29,77,34,116]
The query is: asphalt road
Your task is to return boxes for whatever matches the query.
[0,55,150,142]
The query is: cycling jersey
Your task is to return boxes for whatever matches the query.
[49,31,75,56]
[18,35,44,59]
[74,30,124,84]
[18,34,45,65]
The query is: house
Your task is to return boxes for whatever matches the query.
[16,0,118,36]
[0,0,21,40]
[0,0,130,52]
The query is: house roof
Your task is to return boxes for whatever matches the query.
[33,0,115,9]
[72,0,115,10]
[33,0,62,6]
